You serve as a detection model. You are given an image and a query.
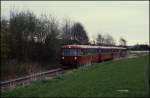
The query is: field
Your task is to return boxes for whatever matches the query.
[1,55,149,97]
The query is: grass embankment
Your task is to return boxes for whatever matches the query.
[1,55,149,97]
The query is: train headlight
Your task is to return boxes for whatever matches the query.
[62,57,64,59]
[74,57,77,60]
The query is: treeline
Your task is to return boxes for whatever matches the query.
[1,10,89,65]
[94,33,126,47]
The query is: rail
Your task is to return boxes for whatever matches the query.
[0,68,65,91]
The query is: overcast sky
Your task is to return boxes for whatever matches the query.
[1,1,149,45]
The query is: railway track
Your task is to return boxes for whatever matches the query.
[0,68,66,92]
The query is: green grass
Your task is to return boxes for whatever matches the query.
[1,55,149,97]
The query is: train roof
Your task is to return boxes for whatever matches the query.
[62,45,126,50]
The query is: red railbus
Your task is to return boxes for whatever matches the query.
[61,45,127,67]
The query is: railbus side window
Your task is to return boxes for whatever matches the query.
[90,48,93,54]
[99,49,101,53]
[95,48,97,54]
[85,48,87,55]
[92,48,94,54]
[87,48,90,55]
[97,49,99,53]
[103,49,105,53]
[88,48,91,54]
[88,48,90,55]
[101,49,103,53]
[77,48,81,56]
[86,48,88,55]
[93,48,95,54]
[98,49,100,53]
[83,48,86,55]
[91,48,94,54]
[80,49,84,55]
[109,49,111,53]
[90,48,92,54]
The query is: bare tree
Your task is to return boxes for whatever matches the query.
[71,22,89,45]
[61,18,72,40]
[103,34,116,46]
[119,37,127,47]
[96,33,104,46]
[1,18,10,62]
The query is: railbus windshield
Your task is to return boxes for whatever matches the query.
[62,48,81,56]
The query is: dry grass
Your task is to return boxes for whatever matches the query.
[1,62,45,81]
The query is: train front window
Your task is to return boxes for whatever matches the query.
[62,48,80,56]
